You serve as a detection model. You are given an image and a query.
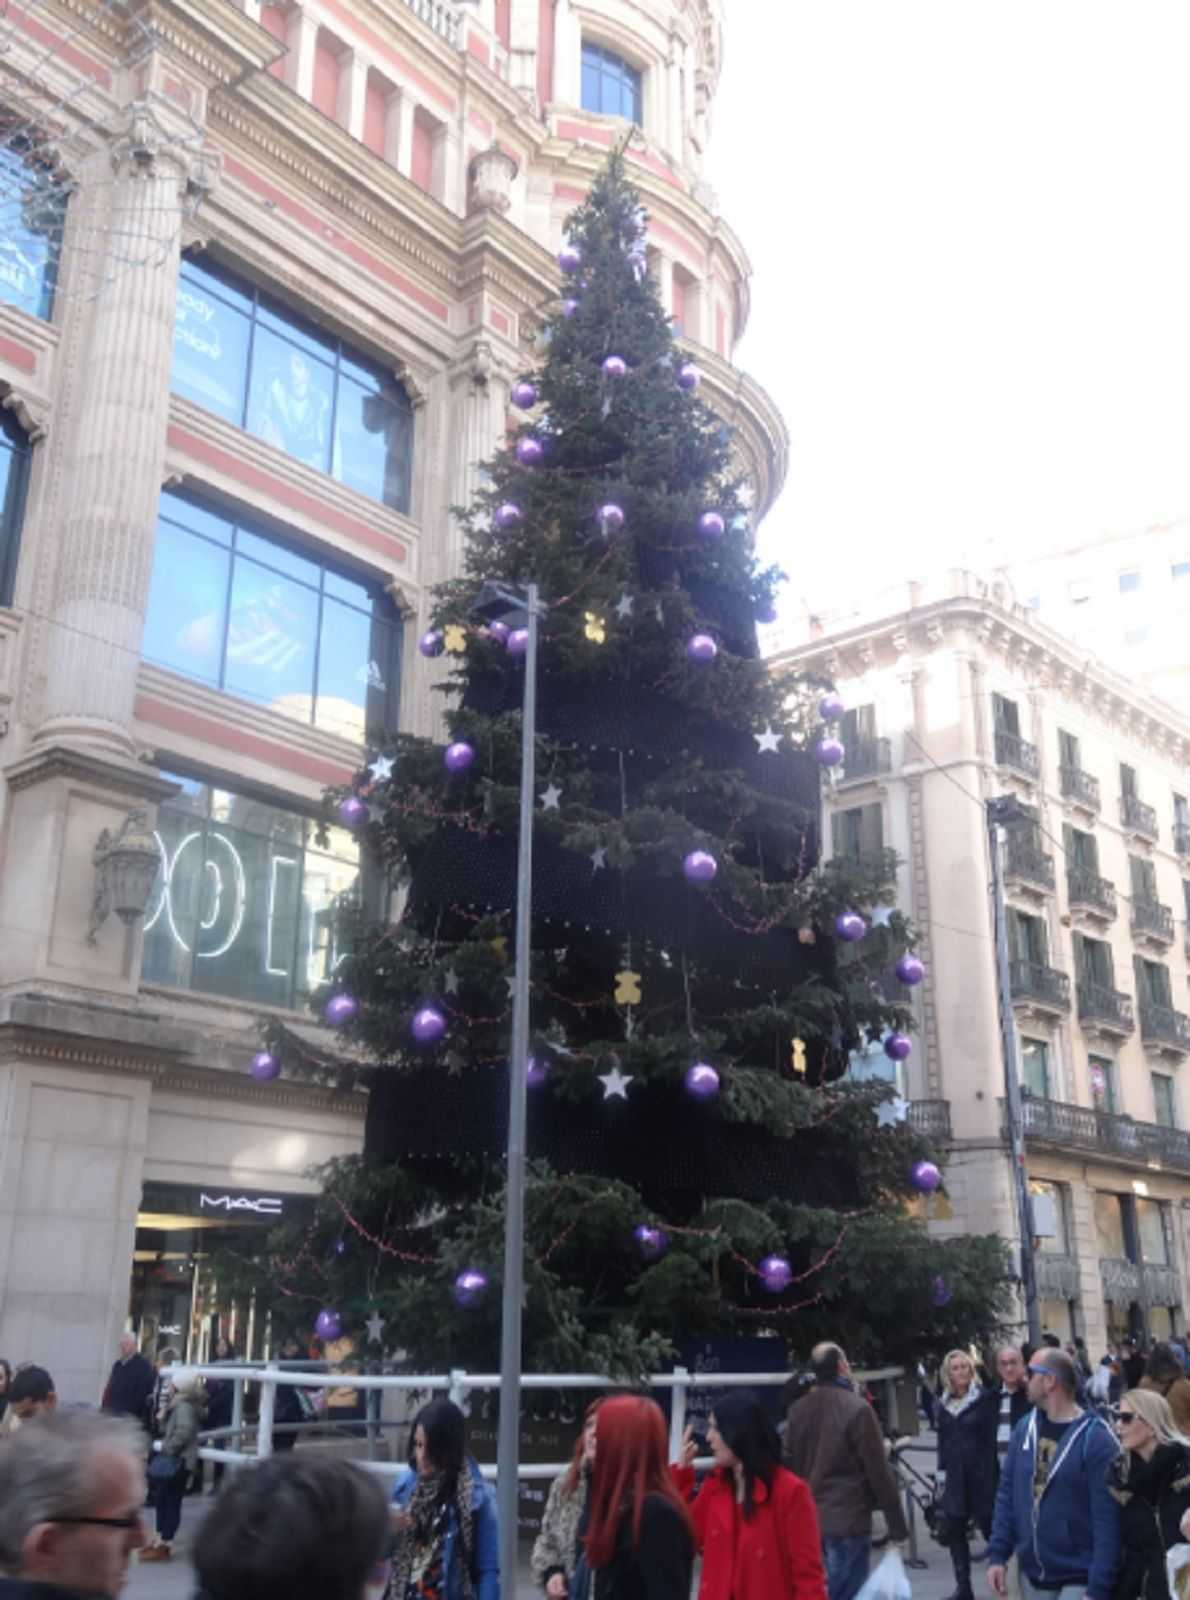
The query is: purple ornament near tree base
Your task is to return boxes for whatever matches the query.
[818,692,846,723]
[444,741,476,774]
[815,737,845,768]
[758,1254,793,1294]
[634,1224,668,1260]
[931,1275,952,1308]
[487,620,510,646]
[325,993,358,1026]
[250,1050,280,1082]
[507,628,529,657]
[684,1062,720,1100]
[896,953,926,986]
[511,381,539,410]
[598,503,625,535]
[676,363,701,392]
[494,502,523,532]
[698,511,726,539]
[835,910,867,943]
[338,794,367,827]
[526,1056,549,1088]
[686,633,718,664]
[558,244,583,274]
[602,355,628,379]
[561,299,579,319]
[411,1005,447,1045]
[314,1308,341,1342]
[453,1269,489,1308]
[516,436,544,466]
[884,1032,913,1062]
[910,1160,942,1194]
[683,849,718,884]
[419,629,445,658]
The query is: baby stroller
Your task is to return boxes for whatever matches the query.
[888,1441,951,1569]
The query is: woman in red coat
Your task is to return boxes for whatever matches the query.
[676,1390,828,1600]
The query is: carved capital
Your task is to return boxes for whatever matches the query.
[394,358,430,410]
[104,99,206,186]
[468,146,518,216]
[1,383,48,443]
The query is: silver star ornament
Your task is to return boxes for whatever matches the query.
[870,904,896,928]
[365,1310,385,1345]
[874,1096,910,1129]
[615,593,634,621]
[590,846,608,871]
[754,725,781,754]
[598,1064,634,1100]
[540,783,562,810]
[368,754,394,783]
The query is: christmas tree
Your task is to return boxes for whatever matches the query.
[247,153,1011,1374]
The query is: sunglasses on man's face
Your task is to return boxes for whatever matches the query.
[47,1514,144,1532]
[1027,1365,1052,1377]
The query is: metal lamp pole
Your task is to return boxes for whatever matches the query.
[987,795,1042,1349]
[496,580,539,1597]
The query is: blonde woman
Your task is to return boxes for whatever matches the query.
[935,1349,996,1600]
[141,1369,207,1563]
[1109,1388,1190,1600]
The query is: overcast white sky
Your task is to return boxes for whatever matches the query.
[706,3,1190,623]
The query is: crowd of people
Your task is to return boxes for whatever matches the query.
[6,1332,1190,1600]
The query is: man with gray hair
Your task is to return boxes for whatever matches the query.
[0,1411,147,1600]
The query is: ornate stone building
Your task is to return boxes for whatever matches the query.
[0,0,786,1399]
[773,572,1190,1354]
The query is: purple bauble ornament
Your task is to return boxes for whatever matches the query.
[676,363,701,392]
[884,1032,913,1062]
[686,633,718,664]
[561,298,579,319]
[516,436,544,466]
[634,1224,669,1260]
[494,502,523,532]
[684,1062,720,1100]
[444,741,476,774]
[411,1005,447,1045]
[815,737,845,767]
[453,1269,489,1308]
[325,993,358,1026]
[602,355,628,380]
[338,794,367,827]
[683,849,718,884]
[488,620,510,646]
[835,910,867,943]
[314,1308,341,1342]
[758,1254,793,1294]
[419,629,445,658]
[698,511,726,539]
[818,692,846,723]
[896,954,926,987]
[910,1160,942,1194]
[931,1275,952,1308]
[526,1056,549,1088]
[598,503,625,535]
[507,628,529,657]
[511,381,539,410]
[756,600,779,626]
[250,1050,280,1082]
[558,244,583,275]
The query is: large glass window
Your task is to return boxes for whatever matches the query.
[1030,1179,1069,1255]
[1137,1197,1170,1266]
[172,257,414,515]
[0,406,31,607]
[143,490,403,744]
[142,773,373,1010]
[1153,1072,1178,1128]
[1089,1054,1118,1114]
[0,141,65,321]
[1020,1037,1050,1099]
[1093,1191,1127,1259]
[581,42,643,124]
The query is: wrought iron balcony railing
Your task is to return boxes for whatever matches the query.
[1067,867,1117,920]
[995,729,1040,779]
[1076,982,1134,1035]
[1060,766,1100,811]
[1004,834,1055,892]
[841,738,892,781]
[1175,823,1190,859]
[907,1099,952,1140]
[1132,898,1175,945]
[1009,960,1071,1011]
[1009,1095,1190,1172]
[1139,1002,1190,1053]
[1121,793,1159,841]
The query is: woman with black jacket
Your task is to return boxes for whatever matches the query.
[1109,1388,1190,1600]
[584,1395,695,1600]
[935,1349,998,1600]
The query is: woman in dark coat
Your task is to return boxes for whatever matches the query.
[204,1336,237,1489]
[1109,1388,1190,1600]
[585,1395,695,1600]
[935,1349,997,1600]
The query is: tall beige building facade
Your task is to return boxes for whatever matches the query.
[0,0,785,1400]
[775,572,1190,1355]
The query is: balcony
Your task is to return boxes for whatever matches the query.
[1132,898,1175,948]
[1012,1094,1190,1173]
[1067,867,1117,923]
[1176,823,1190,861]
[1009,959,1071,1015]
[840,738,891,783]
[1101,1257,1183,1311]
[1060,765,1101,814]
[1076,982,1135,1037]
[403,0,461,45]
[1003,834,1055,895]
[995,729,1040,780]
[908,1099,952,1140]
[1121,794,1159,843]
[1139,1002,1190,1056]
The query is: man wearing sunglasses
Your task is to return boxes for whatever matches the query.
[0,1410,147,1600]
[986,1349,1121,1600]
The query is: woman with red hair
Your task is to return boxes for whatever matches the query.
[583,1395,695,1600]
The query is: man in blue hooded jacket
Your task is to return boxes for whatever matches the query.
[986,1348,1120,1600]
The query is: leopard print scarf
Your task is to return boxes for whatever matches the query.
[389,1468,475,1600]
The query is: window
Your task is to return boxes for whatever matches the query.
[1134,956,1173,1010]
[1130,854,1158,902]
[1094,1191,1127,1259]
[1176,795,1190,829]
[831,803,883,862]
[1153,1072,1177,1129]
[143,490,403,744]
[1008,908,1048,966]
[1020,1037,1050,1099]
[1064,825,1099,872]
[0,140,65,321]
[1121,762,1138,799]
[1136,1197,1170,1266]
[581,42,642,124]
[1074,933,1115,990]
[1058,729,1080,769]
[1183,878,1190,923]
[1089,1054,1117,1114]
[172,256,415,515]
[1030,1179,1069,1254]
[993,693,1021,736]
[0,406,31,607]
[840,704,877,747]
[1119,570,1142,594]
[142,772,375,1010]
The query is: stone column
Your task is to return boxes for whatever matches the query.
[34,105,197,757]
[394,92,416,180]
[286,8,318,101]
[338,51,367,141]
